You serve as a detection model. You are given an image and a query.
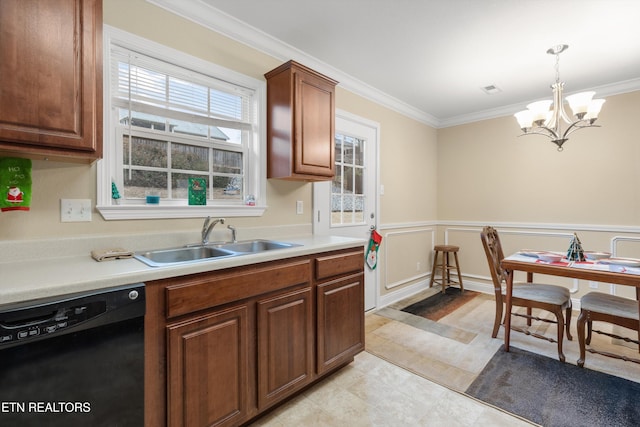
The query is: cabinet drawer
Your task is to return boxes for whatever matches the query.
[166,260,311,319]
[315,250,364,281]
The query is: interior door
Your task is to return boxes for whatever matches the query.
[313,110,379,311]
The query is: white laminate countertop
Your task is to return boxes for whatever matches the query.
[0,235,366,307]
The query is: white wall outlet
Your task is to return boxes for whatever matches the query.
[416,261,421,271]
[589,281,599,289]
[296,200,303,214]
[61,199,92,222]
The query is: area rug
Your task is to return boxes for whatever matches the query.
[466,345,640,426]
[401,287,479,321]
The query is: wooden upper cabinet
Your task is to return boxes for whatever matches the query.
[265,61,337,181]
[0,0,103,162]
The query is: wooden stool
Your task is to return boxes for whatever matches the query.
[429,245,464,294]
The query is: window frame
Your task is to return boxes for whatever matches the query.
[97,26,266,220]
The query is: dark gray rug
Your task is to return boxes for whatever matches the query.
[401,287,479,321]
[466,345,640,426]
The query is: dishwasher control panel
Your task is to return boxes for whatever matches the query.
[0,301,107,346]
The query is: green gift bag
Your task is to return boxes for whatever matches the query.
[0,158,32,212]
[188,177,207,206]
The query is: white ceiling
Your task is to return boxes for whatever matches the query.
[150,0,640,127]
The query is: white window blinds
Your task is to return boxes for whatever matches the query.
[110,46,255,134]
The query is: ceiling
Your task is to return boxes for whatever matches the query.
[150,0,640,127]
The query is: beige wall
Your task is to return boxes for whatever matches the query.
[3,0,638,307]
[376,90,640,305]
[0,0,438,304]
[336,89,438,224]
[437,91,640,225]
[435,91,640,303]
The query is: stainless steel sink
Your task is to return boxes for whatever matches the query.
[135,239,301,267]
[135,246,236,267]
[214,239,300,253]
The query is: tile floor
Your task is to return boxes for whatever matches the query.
[250,350,533,427]
[250,287,640,426]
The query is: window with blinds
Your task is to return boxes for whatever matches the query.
[109,46,257,204]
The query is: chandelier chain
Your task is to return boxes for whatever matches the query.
[554,52,561,84]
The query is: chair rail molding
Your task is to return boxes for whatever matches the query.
[437,220,640,234]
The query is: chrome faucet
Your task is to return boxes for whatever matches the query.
[227,225,237,243]
[201,217,225,244]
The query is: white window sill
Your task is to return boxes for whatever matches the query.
[97,204,267,220]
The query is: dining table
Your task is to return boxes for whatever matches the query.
[500,252,640,353]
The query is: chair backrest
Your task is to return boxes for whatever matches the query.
[480,226,507,301]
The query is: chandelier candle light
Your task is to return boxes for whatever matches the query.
[514,44,605,151]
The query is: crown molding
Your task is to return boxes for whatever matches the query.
[146,0,640,130]
[146,0,439,127]
[440,78,640,128]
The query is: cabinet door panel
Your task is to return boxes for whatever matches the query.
[0,0,102,159]
[294,72,335,177]
[257,287,314,409]
[167,305,250,427]
[317,273,365,374]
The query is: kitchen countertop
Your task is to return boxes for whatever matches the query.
[0,235,366,307]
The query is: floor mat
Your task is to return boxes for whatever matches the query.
[466,345,640,427]
[401,287,479,321]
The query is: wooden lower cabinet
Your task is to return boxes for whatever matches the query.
[317,273,365,374]
[167,304,251,427]
[257,287,314,410]
[146,247,364,427]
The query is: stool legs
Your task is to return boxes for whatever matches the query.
[453,251,464,293]
[429,253,439,289]
[441,251,448,294]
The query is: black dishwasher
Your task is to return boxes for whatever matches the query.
[0,283,145,427]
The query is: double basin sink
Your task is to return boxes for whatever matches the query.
[135,239,301,267]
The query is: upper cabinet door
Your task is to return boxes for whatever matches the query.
[265,60,337,181]
[0,0,103,162]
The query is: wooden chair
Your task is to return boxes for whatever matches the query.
[577,291,640,367]
[480,226,573,362]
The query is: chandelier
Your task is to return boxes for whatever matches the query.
[514,44,605,151]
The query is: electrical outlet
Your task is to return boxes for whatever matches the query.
[589,281,599,289]
[296,200,303,214]
[417,261,421,271]
[61,199,92,222]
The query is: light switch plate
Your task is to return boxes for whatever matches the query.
[61,199,92,222]
[296,200,303,214]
